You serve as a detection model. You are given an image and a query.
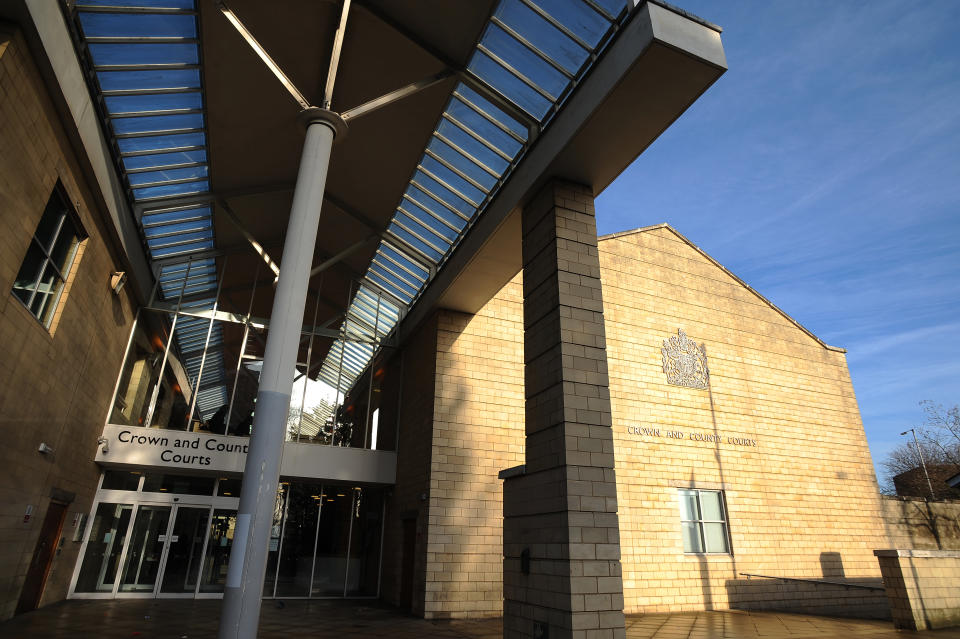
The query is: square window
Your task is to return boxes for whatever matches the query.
[11,182,85,328]
[678,489,731,554]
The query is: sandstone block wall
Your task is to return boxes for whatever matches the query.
[0,28,137,619]
[413,223,891,618]
[881,497,960,551]
[876,549,960,630]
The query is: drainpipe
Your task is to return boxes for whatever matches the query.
[218,107,346,639]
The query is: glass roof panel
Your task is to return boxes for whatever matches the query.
[142,205,210,226]
[133,180,209,201]
[97,68,201,91]
[129,165,208,186]
[117,132,205,153]
[468,51,552,120]
[526,0,612,47]
[454,84,528,140]
[481,23,569,99]
[426,137,499,192]
[78,12,197,38]
[112,113,204,135]
[105,92,203,114]
[435,120,509,175]
[78,0,197,8]
[495,0,589,73]
[88,43,199,67]
[123,150,207,170]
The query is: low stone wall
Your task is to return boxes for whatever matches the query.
[881,497,960,550]
[875,549,960,630]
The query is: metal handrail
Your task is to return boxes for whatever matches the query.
[739,573,885,591]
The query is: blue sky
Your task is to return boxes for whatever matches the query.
[596,0,960,482]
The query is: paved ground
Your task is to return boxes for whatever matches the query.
[3,599,960,638]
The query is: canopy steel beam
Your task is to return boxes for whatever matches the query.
[354,1,539,139]
[341,69,455,121]
[215,0,312,109]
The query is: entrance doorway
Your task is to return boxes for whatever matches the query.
[70,471,387,600]
[16,501,68,614]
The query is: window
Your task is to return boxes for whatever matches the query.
[678,488,730,554]
[12,182,85,327]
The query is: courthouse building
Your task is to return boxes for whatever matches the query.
[0,0,893,634]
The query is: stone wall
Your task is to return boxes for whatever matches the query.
[882,497,960,551]
[425,282,526,618]
[379,315,440,614]
[0,28,137,619]
[602,226,888,615]
[411,223,891,618]
[876,549,960,630]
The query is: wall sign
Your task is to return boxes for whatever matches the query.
[661,328,709,389]
[96,424,249,474]
[626,425,757,448]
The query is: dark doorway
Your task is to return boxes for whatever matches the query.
[16,501,68,614]
[399,518,416,611]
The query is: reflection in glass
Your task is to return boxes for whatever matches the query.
[346,488,383,596]
[678,489,699,521]
[262,483,287,596]
[703,522,729,554]
[74,503,133,592]
[200,509,236,593]
[699,491,723,521]
[160,506,209,593]
[311,487,353,596]
[275,483,322,597]
[101,470,141,491]
[142,474,215,496]
[119,505,171,592]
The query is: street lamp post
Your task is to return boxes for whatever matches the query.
[901,428,936,500]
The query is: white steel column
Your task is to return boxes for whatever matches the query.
[218,108,345,639]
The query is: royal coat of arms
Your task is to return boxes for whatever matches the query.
[661,329,709,389]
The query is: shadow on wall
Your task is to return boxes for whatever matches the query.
[725,552,889,620]
[883,496,960,550]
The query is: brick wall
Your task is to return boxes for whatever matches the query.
[0,28,137,619]
[414,223,890,618]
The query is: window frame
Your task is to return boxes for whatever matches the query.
[11,181,86,328]
[678,488,732,555]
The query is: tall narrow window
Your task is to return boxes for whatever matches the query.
[11,182,85,327]
[678,488,730,554]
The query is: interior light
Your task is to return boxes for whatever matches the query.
[337,493,345,497]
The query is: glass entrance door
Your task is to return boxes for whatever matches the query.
[159,506,210,595]
[119,505,170,592]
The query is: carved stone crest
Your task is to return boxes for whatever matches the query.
[661,329,709,389]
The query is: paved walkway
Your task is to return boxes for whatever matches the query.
[3,600,960,638]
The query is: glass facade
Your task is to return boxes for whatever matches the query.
[72,474,384,599]
[105,284,398,452]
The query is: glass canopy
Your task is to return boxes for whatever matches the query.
[67,0,629,403]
